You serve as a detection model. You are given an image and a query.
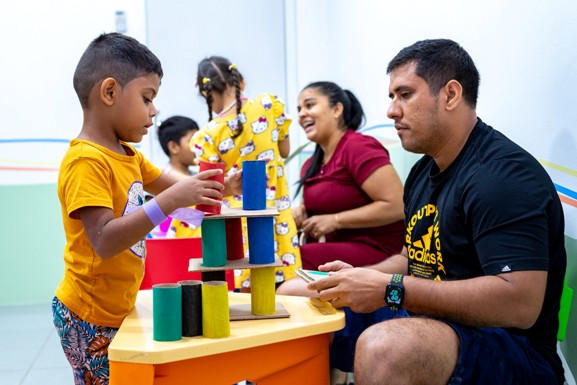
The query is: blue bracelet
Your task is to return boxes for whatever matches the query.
[143,199,167,227]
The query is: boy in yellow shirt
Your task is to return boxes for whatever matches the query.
[53,32,240,384]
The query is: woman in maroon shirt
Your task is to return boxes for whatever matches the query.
[278,81,405,377]
[292,81,405,269]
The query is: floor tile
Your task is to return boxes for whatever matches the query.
[0,370,26,385]
[21,367,74,385]
[32,329,69,369]
[0,329,50,371]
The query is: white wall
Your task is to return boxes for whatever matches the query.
[0,0,146,185]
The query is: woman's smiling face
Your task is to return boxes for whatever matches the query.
[297,87,343,145]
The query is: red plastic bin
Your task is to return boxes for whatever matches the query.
[140,237,234,290]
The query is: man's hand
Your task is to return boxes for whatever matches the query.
[307,267,390,313]
[318,260,353,272]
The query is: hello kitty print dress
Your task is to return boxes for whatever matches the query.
[191,93,301,288]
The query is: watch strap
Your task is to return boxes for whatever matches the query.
[391,273,403,285]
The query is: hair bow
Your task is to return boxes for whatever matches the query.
[202,77,211,84]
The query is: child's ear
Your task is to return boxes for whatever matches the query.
[167,140,179,155]
[100,77,117,106]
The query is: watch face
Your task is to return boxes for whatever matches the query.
[387,288,403,305]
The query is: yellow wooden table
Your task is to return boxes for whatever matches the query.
[109,291,345,385]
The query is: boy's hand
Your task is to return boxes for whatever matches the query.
[161,169,224,211]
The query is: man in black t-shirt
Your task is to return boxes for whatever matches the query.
[308,39,567,385]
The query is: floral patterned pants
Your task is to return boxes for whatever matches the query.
[52,297,118,385]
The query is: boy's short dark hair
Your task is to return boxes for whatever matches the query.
[157,116,199,156]
[73,32,163,108]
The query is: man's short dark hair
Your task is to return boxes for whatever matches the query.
[387,39,480,108]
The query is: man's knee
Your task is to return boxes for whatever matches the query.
[356,319,406,366]
[355,318,459,385]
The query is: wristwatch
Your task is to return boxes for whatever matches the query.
[385,274,405,310]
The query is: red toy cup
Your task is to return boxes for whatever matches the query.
[195,161,225,215]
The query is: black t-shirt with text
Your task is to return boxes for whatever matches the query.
[404,118,566,383]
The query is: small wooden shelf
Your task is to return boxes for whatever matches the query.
[230,303,290,321]
[203,205,279,219]
[189,256,283,272]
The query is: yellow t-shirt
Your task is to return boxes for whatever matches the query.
[191,93,301,288]
[55,139,162,327]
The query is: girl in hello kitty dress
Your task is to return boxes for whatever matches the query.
[191,56,301,289]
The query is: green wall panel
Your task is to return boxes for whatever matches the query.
[560,235,577,379]
[0,184,64,305]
